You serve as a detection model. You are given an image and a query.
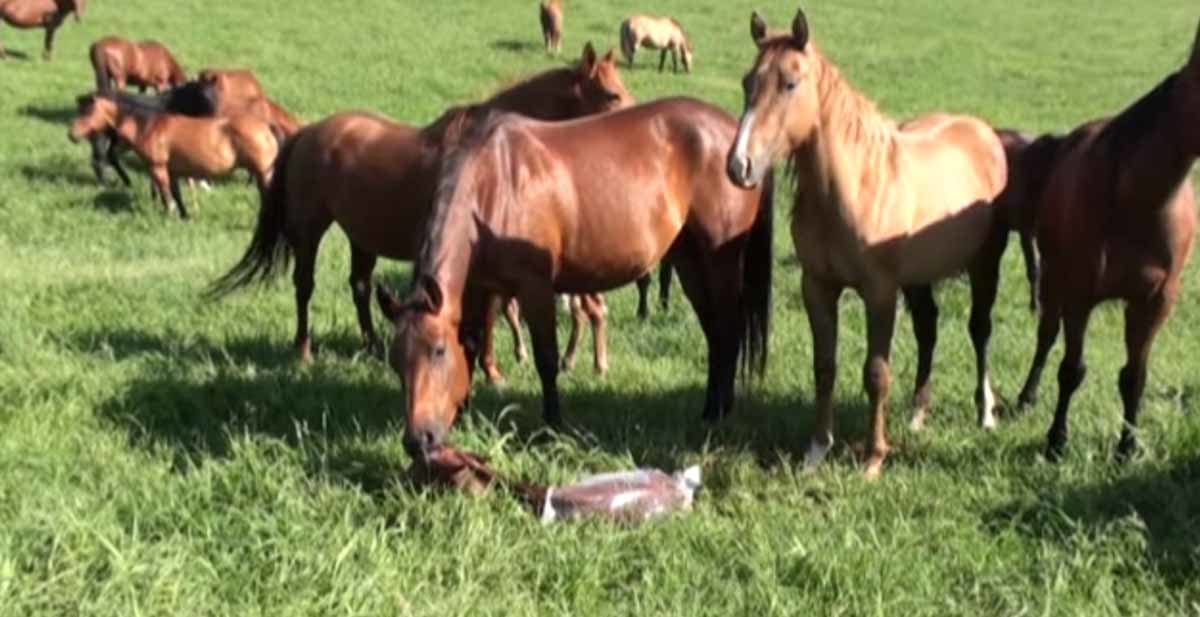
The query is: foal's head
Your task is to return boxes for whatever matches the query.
[378,277,471,463]
[575,42,635,113]
[68,94,117,142]
[728,7,820,188]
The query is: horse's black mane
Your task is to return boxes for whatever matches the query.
[89,81,218,118]
[1099,72,1177,158]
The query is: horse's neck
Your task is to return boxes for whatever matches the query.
[797,57,898,222]
[1116,118,1196,209]
[485,72,571,120]
[112,111,149,146]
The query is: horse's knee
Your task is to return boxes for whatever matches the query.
[1057,359,1086,393]
[864,358,890,398]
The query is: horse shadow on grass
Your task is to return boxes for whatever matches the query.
[19,162,96,188]
[18,103,75,126]
[489,39,541,54]
[2,49,32,61]
[986,455,1200,590]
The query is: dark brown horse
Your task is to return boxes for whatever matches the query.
[377,97,774,462]
[1016,22,1200,462]
[211,44,632,380]
[90,36,187,93]
[0,0,82,59]
[993,128,1062,313]
[199,68,300,139]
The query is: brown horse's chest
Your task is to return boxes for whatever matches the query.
[789,198,870,284]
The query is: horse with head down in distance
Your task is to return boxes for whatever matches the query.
[377,96,775,464]
[727,7,1009,478]
[0,0,84,59]
[210,43,633,383]
[620,14,693,73]
[90,36,187,93]
[1015,19,1200,463]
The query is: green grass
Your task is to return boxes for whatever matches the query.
[3,0,1200,614]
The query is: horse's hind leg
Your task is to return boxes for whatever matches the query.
[477,295,508,385]
[1045,303,1094,461]
[1116,291,1174,462]
[1018,272,1063,409]
[803,273,842,467]
[668,248,724,421]
[659,262,673,311]
[561,295,583,372]
[107,143,132,187]
[967,225,1008,430]
[581,293,608,376]
[1021,231,1040,312]
[658,48,667,72]
[902,285,937,431]
[862,287,899,479]
[635,274,652,320]
[348,243,381,355]
[503,298,527,364]
[168,175,189,220]
[42,15,64,60]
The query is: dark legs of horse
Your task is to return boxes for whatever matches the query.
[658,48,667,73]
[802,274,841,467]
[348,244,382,355]
[671,242,742,422]
[288,216,329,363]
[168,174,189,220]
[1018,270,1063,409]
[106,140,132,187]
[1045,305,1093,461]
[517,286,561,426]
[660,262,673,310]
[1116,292,1172,462]
[902,285,937,431]
[967,224,1007,430]
[1020,231,1040,312]
[42,13,64,60]
[636,274,652,320]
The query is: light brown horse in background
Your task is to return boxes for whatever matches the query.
[1015,22,1200,462]
[211,43,632,382]
[727,8,1007,478]
[69,92,278,219]
[539,0,562,54]
[619,14,693,73]
[377,97,774,463]
[0,0,83,59]
[90,36,187,93]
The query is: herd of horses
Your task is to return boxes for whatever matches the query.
[9,2,1200,480]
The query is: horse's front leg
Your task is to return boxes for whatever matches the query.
[862,285,899,479]
[967,225,1008,430]
[901,285,937,431]
[42,13,64,60]
[658,48,667,72]
[518,286,561,427]
[478,294,508,386]
[802,274,842,467]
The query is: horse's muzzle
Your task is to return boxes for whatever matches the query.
[403,425,446,463]
[727,154,758,189]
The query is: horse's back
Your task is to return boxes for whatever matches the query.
[899,113,1007,199]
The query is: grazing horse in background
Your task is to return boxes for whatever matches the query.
[620,15,693,73]
[210,44,632,380]
[90,36,187,93]
[198,68,300,139]
[83,81,218,186]
[0,0,83,59]
[727,8,1007,478]
[377,97,774,463]
[539,0,562,54]
[69,92,278,219]
[1016,21,1200,462]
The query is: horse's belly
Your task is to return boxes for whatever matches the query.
[892,208,994,284]
[328,167,432,261]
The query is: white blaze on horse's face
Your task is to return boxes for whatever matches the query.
[728,9,817,188]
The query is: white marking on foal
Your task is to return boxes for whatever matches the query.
[978,375,997,430]
[804,432,833,468]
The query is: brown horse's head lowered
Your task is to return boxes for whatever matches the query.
[728,9,817,188]
[68,94,115,142]
[377,276,471,461]
[570,42,634,114]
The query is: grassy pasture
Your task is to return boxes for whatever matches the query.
[2,0,1200,614]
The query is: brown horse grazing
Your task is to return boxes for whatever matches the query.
[69,92,278,219]
[727,8,1007,478]
[1015,23,1200,462]
[90,36,187,94]
[539,0,562,54]
[0,0,83,59]
[210,44,633,378]
[196,68,300,139]
[377,97,774,462]
[620,14,693,73]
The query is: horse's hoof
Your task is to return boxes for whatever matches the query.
[803,437,833,468]
[485,371,507,390]
[1043,438,1066,463]
[1115,433,1138,464]
[1017,391,1037,411]
[909,409,929,432]
[559,357,576,372]
[863,457,885,481]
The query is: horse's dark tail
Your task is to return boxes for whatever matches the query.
[90,42,110,94]
[205,134,298,298]
[739,168,774,378]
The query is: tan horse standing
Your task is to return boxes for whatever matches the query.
[69,93,278,219]
[539,0,562,54]
[1015,22,1200,462]
[0,0,83,59]
[90,36,187,93]
[727,8,1008,478]
[211,44,632,380]
[619,14,692,73]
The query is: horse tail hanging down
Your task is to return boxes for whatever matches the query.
[619,19,636,64]
[739,167,774,377]
[89,42,110,93]
[206,134,298,297]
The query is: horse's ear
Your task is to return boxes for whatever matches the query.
[602,48,615,64]
[791,8,810,50]
[419,274,444,314]
[580,41,598,76]
[1190,17,1200,67]
[376,286,405,322]
[751,10,768,46]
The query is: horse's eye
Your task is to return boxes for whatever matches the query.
[784,80,798,92]
[432,344,447,359]
[605,91,621,102]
